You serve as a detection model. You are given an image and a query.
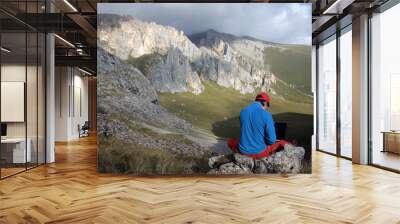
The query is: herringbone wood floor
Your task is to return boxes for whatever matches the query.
[1,136,400,224]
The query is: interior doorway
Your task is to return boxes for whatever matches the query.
[54,67,96,144]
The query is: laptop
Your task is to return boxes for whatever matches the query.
[274,122,287,140]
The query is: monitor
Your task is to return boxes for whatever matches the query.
[1,123,7,137]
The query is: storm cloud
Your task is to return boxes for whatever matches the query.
[98,3,311,45]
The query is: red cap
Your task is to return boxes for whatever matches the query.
[255,92,270,104]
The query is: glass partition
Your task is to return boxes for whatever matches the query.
[1,31,28,177]
[0,3,46,179]
[27,31,38,169]
[317,35,337,154]
[370,3,400,171]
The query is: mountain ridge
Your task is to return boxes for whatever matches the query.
[189,29,282,46]
[98,13,312,98]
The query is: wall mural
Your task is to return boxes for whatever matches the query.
[97,3,313,175]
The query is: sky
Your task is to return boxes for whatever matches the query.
[98,3,311,45]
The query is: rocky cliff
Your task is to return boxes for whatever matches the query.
[98,14,293,95]
[144,47,204,94]
[98,14,200,60]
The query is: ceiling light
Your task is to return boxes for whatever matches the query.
[78,67,92,76]
[323,0,341,14]
[1,47,11,53]
[76,48,85,55]
[323,0,355,15]
[54,34,75,48]
[63,0,78,12]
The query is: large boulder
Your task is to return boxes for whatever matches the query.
[207,144,305,174]
[207,162,252,175]
[256,144,305,174]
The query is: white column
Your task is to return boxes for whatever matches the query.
[312,45,317,150]
[352,14,369,164]
[46,32,55,163]
[45,0,56,163]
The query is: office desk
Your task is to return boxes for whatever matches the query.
[1,138,31,163]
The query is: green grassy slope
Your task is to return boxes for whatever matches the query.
[264,45,312,94]
[98,116,210,175]
[98,136,210,175]
[158,82,313,141]
[273,79,313,104]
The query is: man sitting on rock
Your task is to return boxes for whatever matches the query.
[227,92,289,158]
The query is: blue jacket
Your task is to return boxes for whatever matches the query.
[238,102,276,154]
